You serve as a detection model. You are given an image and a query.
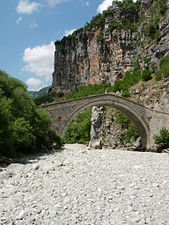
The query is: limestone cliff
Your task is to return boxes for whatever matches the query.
[52,0,169,149]
[52,0,169,93]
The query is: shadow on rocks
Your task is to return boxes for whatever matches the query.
[0,147,64,168]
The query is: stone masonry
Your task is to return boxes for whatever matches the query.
[42,94,169,149]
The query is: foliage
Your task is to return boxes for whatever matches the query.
[155,54,169,80]
[34,90,65,105]
[97,31,104,43]
[142,69,152,81]
[0,70,62,157]
[154,127,169,150]
[111,65,141,97]
[108,0,141,31]
[63,108,92,144]
[145,0,167,42]
[115,110,139,144]
[145,16,160,41]
[156,0,167,15]
[125,122,139,143]
[115,110,130,128]
[66,82,111,100]
[109,19,122,31]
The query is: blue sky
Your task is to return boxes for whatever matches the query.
[0,0,113,91]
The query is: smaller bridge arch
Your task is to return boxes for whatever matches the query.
[42,94,169,149]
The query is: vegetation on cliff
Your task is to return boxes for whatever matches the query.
[155,54,169,80]
[144,0,167,42]
[154,127,169,151]
[0,70,62,157]
[55,0,167,55]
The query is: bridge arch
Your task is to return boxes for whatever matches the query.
[60,95,150,149]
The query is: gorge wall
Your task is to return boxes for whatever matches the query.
[52,0,169,93]
[52,0,169,149]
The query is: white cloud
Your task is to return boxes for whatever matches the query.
[23,42,55,78]
[97,0,112,13]
[26,77,42,90]
[17,0,40,14]
[64,28,76,37]
[16,16,23,24]
[47,0,69,7]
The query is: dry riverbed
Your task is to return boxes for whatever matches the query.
[0,144,169,225]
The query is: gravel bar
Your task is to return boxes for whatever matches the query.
[0,144,169,225]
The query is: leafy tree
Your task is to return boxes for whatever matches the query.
[64,108,92,144]
[0,70,62,157]
[115,110,139,144]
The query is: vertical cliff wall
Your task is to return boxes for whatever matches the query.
[52,0,169,94]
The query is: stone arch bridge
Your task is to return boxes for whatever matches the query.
[42,94,169,149]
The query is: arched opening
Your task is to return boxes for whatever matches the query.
[61,97,150,149]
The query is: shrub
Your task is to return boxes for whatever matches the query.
[125,122,139,143]
[155,54,169,80]
[115,110,130,128]
[34,92,56,105]
[57,92,64,98]
[97,31,104,43]
[109,20,122,31]
[66,82,111,100]
[111,66,141,97]
[115,110,139,144]
[145,16,160,41]
[154,127,169,150]
[63,108,92,144]
[142,69,152,81]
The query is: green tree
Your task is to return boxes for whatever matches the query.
[64,108,92,144]
[0,70,62,157]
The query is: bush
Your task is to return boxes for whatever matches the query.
[154,127,169,150]
[145,16,160,41]
[0,70,62,157]
[111,66,141,97]
[125,122,139,143]
[97,31,104,43]
[63,108,92,144]
[142,69,152,81]
[155,54,169,81]
[66,82,111,100]
[115,110,139,144]
[115,110,130,129]
[108,0,141,31]
[34,92,56,105]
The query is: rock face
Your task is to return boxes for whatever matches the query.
[52,0,169,93]
[89,106,104,149]
[89,106,141,149]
